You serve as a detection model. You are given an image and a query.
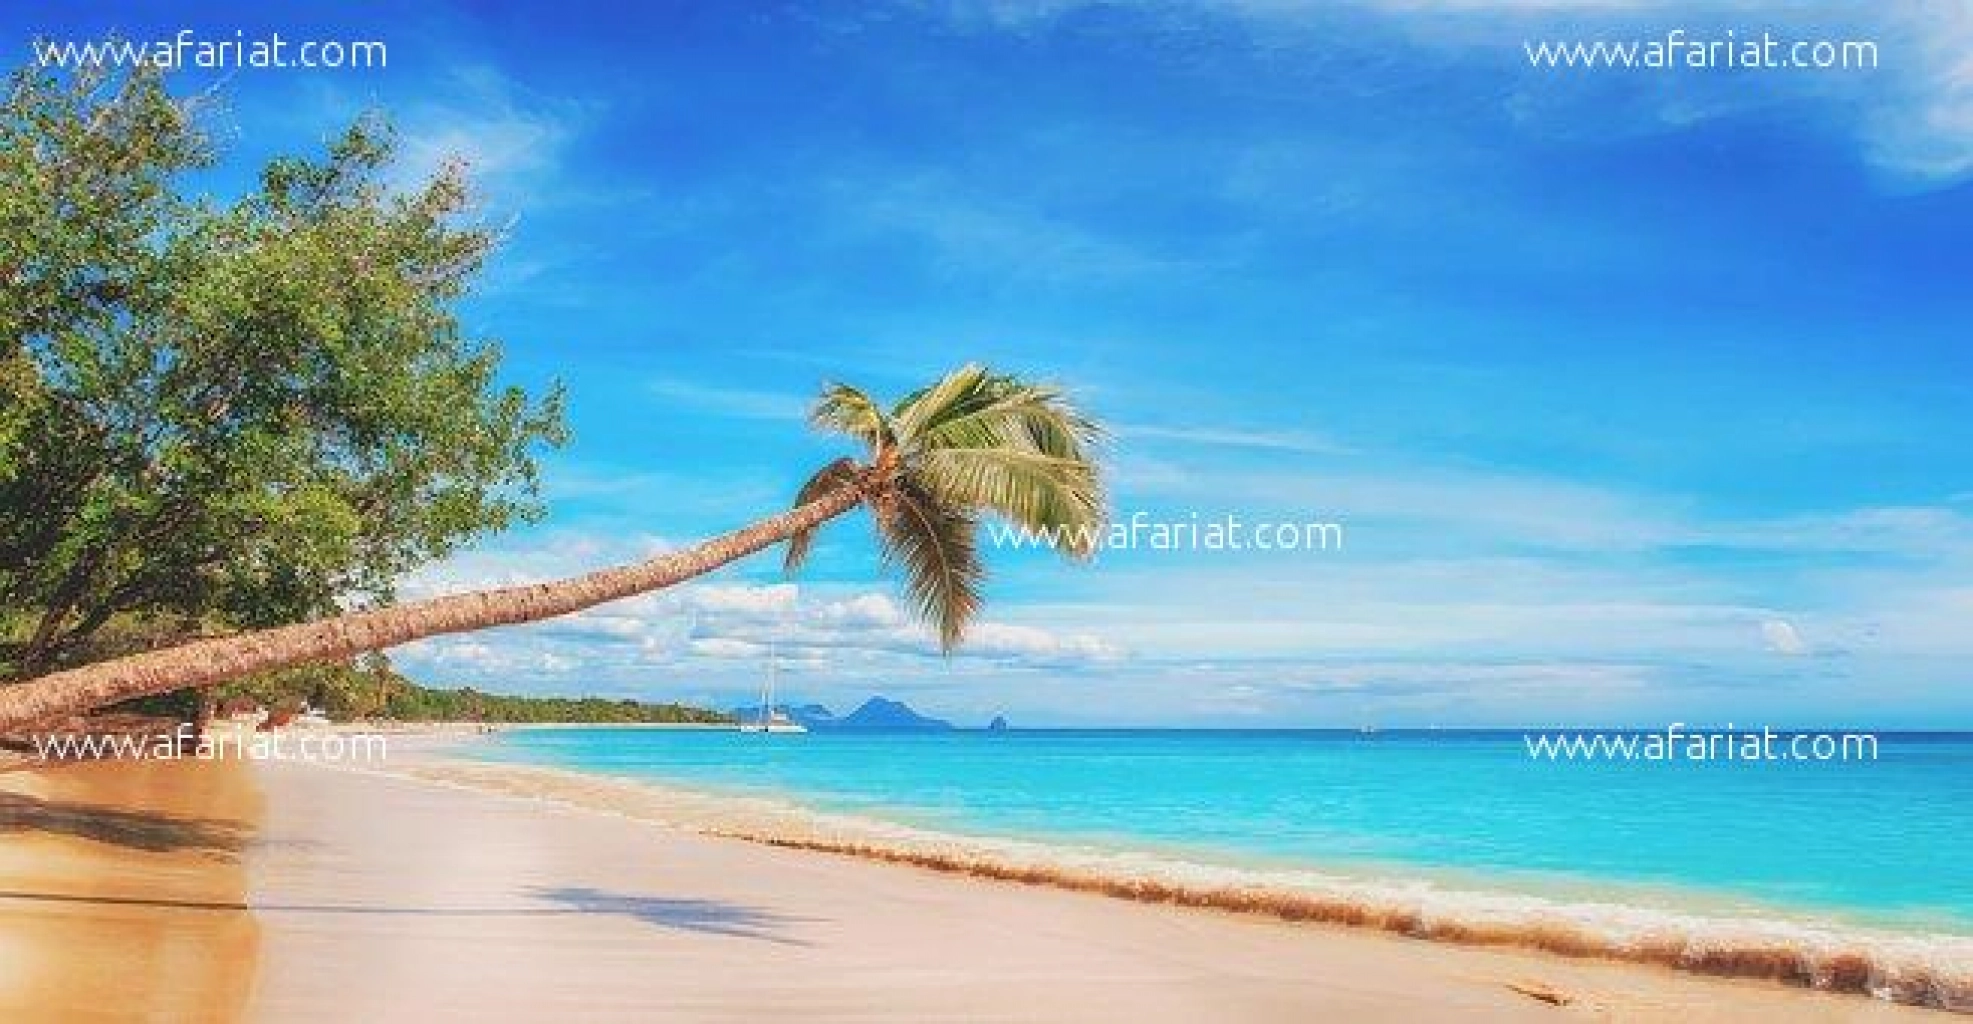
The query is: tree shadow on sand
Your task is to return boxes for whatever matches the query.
[0,791,247,854]
[527,886,808,943]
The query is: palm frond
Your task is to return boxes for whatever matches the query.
[876,478,983,651]
[889,363,992,445]
[911,448,1102,556]
[911,375,1102,461]
[900,371,1104,554]
[783,457,862,574]
[810,383,891,450]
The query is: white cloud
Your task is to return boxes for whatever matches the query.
[679,583,801,618]
[967,622,1123,661]
[822,593,909,628]
[419,637,579,677]
[397,531,675,598]
[1760,618,1808,655]
[688,637,768,659]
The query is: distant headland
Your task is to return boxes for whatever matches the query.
[732,696,957,731]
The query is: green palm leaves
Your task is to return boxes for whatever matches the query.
[784,364,1105,650]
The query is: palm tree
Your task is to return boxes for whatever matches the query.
[0,364,1104,731]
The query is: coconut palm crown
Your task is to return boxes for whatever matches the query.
[785,364,1106,649]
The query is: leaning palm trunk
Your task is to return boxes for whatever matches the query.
[0,480,866,733]
[0,363,1108,735]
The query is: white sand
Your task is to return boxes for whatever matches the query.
[244,756,1939,1022]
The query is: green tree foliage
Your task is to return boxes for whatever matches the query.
[206,653,732,725]
[0,62,566,676]
[377,684,734,725]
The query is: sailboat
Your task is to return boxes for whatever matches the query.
[739,645,807,734]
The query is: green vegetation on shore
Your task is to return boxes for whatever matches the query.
[375,680,733,725]
[102,654,731,726]
[226,657,730,724]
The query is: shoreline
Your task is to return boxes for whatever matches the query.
[377,734,1970,1012]
[435,745,1925,932]
[247,749,1946,1021]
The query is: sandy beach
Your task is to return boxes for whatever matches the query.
[244,746,1938,1023]
[0,743,1946,1022]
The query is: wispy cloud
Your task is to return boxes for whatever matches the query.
[390,65,591,205]
[1118,422,1349,455]
[1391,0,1973,182]
[837,175,1196,283]
[648,379,810,421]
[917,0,1973,183]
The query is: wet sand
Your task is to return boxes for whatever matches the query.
[0,754,259,1022]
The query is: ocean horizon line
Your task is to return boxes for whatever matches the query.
[507,722,1973,737]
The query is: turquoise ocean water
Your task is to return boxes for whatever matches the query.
[471,727,1971,937]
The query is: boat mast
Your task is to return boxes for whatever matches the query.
[759,643,777,726]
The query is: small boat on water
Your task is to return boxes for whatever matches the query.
[739,645,806,734]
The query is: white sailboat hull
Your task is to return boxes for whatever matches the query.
[738,721,808,734]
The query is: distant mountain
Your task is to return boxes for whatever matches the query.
[727,698,951,731]
[986,715,1009,731]
[837,697,952,731]
[787,703,836,726]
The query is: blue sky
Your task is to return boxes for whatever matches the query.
[13,1,1973,726]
